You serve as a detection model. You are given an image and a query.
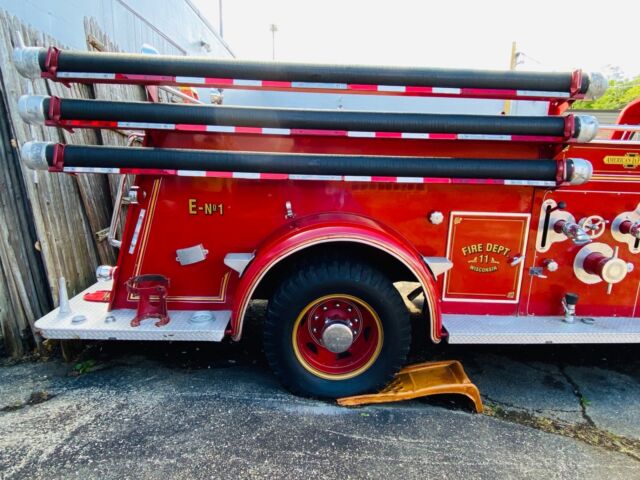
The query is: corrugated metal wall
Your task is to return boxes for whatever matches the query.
[0,0,232,57]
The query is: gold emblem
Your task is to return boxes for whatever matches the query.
[188,198,225,215]
[603,153,640,169]
[461,242,511,274]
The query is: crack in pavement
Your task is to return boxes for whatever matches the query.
[483,398,640,463]
[558,364,596,427]
[481,394,580,415]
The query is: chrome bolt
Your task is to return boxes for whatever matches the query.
[323,306,328,311]
[312,328,318,333]
[353,318,358,323]
[429,211,445,225]
[335,303,340,308]
[347,307,352,312]
[313,315,319,320]
[544,259,559,272]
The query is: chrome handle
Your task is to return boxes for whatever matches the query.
[510,255,524,267]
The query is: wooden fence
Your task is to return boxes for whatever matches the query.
[0,10,145,356]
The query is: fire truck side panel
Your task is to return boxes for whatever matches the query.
[110,173,534,329]
[101,120,640,345]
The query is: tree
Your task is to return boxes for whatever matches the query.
[573,76,640,110]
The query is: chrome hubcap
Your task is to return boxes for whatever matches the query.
[321,322,354,353]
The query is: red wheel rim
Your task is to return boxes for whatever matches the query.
[292,294,383,380]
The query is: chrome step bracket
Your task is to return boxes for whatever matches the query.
[443,314,640,344]
[35,281,230,342]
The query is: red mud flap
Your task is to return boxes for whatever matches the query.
[83,290,111,302]
[337,360,483,413]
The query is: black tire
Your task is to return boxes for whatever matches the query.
[264,256,411,398]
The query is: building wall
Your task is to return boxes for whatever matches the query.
[0,0,232,57]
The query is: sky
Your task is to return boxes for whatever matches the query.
[192,0,640,79]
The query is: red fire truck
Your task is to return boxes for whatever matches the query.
[13,46,640,398]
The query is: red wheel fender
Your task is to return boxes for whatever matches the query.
[229,213,442,343]
[612,99,640,140]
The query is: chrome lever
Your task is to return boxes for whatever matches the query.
[510,254,524,267]
[555,220,592,246]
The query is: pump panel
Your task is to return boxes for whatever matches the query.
[523,190,640,317]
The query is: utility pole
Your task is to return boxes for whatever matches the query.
[503,41,517,115]
[270,24,278,60]
[219,0,223,39]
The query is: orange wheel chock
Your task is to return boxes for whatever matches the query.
[337,360,483,413]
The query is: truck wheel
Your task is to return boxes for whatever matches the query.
[264,257,411,398]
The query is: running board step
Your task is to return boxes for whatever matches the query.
[442,314,640,344]
[35,282,230,342]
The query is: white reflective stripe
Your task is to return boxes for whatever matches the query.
[432,87,461,94]
[57,72,116,80]
[118,121,175,130]
[396,177,424,183]
[289,174,342,181]
[175,76,205,85]
[129,209,146,255]
[344,175,372,182]
[232,172,261,179]
[401,132,430,139]
[262,128,291,135]
[177,170,206,177]
[517,90,570,98]
[377,85,406,92]
[233,79,262,87]
[64,167,120,174]
[458,134,512,141]
[206,125,235,133]
[347,131,375,138]
[504,180,556,186]
[292,81,348,89]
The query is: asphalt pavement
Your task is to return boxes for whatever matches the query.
[1,299,640,479]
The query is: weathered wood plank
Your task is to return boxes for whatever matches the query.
[0,10,118,355]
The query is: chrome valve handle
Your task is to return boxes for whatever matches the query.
[554,220,592,246]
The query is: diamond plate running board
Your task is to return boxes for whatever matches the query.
[35,281,230,342]
[443,314,640,344]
